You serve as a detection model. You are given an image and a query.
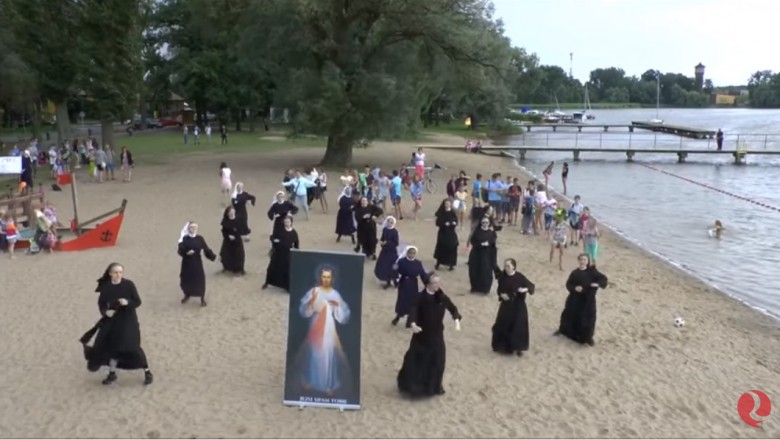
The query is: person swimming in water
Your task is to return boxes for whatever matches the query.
[709,220,724,239]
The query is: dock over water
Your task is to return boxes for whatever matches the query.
[421,145,779,165]
[631,121,716,139]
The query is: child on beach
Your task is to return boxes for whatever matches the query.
[409,175,424,221]
[4,213,18,259]
[507,178,521,226]
[390,169,404,220]
[220,162,232,196]
[568,195,584,245]
[471,173,483,207]
[583,216,601,266]
[549,211,569,271]
[543,194,558,239]
[521,186,535,234]
[454,184,468,228]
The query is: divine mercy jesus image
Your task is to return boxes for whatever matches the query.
[291,266,354,398]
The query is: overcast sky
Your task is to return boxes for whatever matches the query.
[491,0,778,86]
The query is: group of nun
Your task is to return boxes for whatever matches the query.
[78,175,609,391]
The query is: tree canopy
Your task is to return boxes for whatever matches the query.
[1,0,775,163]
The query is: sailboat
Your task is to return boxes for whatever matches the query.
[572,85,595,122]
[543,93,569,123]
[649,74,664,124]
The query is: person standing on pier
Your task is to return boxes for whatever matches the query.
[716,129,724,151]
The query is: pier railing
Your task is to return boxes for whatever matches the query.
[510,132,780,151]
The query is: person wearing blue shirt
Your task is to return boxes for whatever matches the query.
[409,176,424,221]
[485,174,506,218]
[390,169,404,220]
[282,171,316,220]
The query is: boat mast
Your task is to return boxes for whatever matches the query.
[655,71,660,119]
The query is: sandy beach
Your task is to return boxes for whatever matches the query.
[0,134,779,438]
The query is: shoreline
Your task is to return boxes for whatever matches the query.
[499,150,780,323]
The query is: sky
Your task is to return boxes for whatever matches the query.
[491,0,779,86]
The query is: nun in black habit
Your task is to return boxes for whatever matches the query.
[374,216,400,289]
[262,215,300,292]
[397,274,461,398]
[555,253,608,346]
[433,199,459,270]
[81,262,153,386]
[231,182,257,240]
[393,245,430,327]
[335,186,357,244]
[219,206,245,275]
[491,258,536,357]
[353,196,383,259]
[468,217,498,294]
[178,221,217,306]
[267,190,298,238]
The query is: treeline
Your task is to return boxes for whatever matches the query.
[0,0,777,165]
[746,70,780,108]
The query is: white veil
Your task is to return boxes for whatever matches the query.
[231,182,243,199]
[395,245,417,263]
[178,222,191,244]
[381,215,396,230]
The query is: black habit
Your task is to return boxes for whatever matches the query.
[220,213,246,274]
[267,201,298,237]
[335,195,357,238]
[434,209,459,268]
[558,266,608,345]
[264,227,299,291]
[178,235,217,298]
[468,227,498,294]
[232,191,257,236]
[397,289,461,397]
[354,204,383,257]
[491,269,536,355]
[82,278,149,371]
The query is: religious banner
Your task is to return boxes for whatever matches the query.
[0,156,22,174]
[283,249,364,410]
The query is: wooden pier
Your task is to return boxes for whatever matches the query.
[631,121,716,139]
[520,123,635,133]
[420,145,778,165]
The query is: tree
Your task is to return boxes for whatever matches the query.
[5,0,84,142]
[80,0,144,148]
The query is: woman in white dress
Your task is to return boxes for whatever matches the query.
[219,162,232,196]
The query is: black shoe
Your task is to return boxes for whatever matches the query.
[201,299,207,307]
[391,316,400,326]
[516,351,524,357]
[351,235,356,245]
[448,266,454,271]
[181,296,189,304]
[405,321,411,328]
[383,282,391,290]
[353,246,360,253]
[435,263,440,270]
[553,330,561,336]
[261,283,268,290]
[102,371,117,385]
[585,339,595,346]
[371,254,377,260]
[144,371,154,385]
[336,235,341,243]
[435,388,446,395]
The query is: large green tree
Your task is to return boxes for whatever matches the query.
[5,0,84,142]
[80,0,144,148]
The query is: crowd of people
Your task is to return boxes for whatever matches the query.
[76,149,608,398]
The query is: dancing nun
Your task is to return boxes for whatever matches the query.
[468,217,498,294]
[397,274,461,398]
[262,215,300,292]
[335,186,357,244]
[220,206,245,275]
[433,199,459,270]
[267,190,298,238]
[353,196,383,259]
[491,258,536,357]
[374,216,400,289]
[231,182,256,240]
[555,253,608,346]
[393,245,429,327]
[80,262,153,386]
[178,221,217,306]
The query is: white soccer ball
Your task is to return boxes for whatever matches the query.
[674,316,686,327]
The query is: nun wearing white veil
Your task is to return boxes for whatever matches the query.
[392,245,430,327]
[335,186,357,244]
[374,216,400,289]
[231,182,256,240]
[177,221,217,306]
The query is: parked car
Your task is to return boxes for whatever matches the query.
[133,118,162,129]
[159,117,179,127]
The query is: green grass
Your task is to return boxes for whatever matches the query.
[120,131,326,165]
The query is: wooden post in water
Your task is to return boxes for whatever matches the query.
[70,173,81,236]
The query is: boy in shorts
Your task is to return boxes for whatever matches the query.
[549,211,569,271]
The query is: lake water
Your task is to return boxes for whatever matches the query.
[506,108,780,320]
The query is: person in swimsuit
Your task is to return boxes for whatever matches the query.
[561,162,569,195]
